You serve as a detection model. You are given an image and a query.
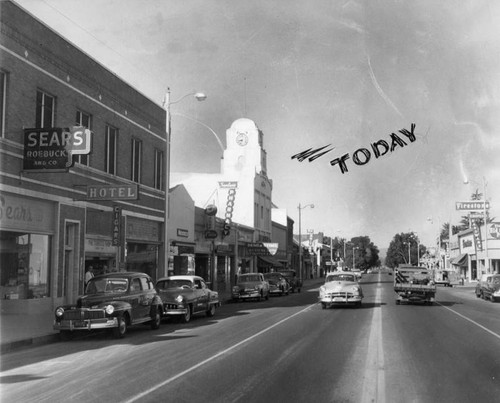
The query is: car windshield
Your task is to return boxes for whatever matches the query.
[279,271,295,277]
[156,279,193,290]
[326,274,356,282]
[239,275,261,283]
[85,278,128,294]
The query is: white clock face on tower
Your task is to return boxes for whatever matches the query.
[236,132,248,146]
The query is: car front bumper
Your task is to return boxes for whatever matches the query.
[319,294,362,305]
[233,291,261,299]
[54,317,118,331]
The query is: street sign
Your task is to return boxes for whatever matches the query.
[455,201,489,211]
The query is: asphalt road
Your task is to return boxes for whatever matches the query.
[1,272,499,403]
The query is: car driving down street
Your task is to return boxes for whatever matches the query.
[319,271,364,308]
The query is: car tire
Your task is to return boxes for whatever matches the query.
[321,302,326,309]
[113,314,127,338]
[150,306,161,330]
[490,295,496,303]
[181,305,192,323]
[356,301,362,308]
[396,300,400,305]
[206,304,216,317]
[265,292,269,301]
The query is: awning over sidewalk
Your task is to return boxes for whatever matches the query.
[450,253,468,266]
[258,255,283,267]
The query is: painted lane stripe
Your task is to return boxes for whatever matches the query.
[361,274,386,403]
[437,302,500,341]
[124,303,317,403]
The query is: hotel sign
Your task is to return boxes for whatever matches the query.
[86,184,138,200]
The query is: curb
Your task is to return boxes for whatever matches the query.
[1,333,59,354]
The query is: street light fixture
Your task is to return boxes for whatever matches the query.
[162,88,206,276]
[298,203,314,283]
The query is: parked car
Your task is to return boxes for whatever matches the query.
[155,275,220,323]
[475,274,489,298]
[264,272,290,296]
[476,274,500,302]
[232,273,270,302]
[53,272,163,339]
[319,271,363,309]
[278,269,302,293]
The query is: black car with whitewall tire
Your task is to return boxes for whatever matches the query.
[53,272,163,339]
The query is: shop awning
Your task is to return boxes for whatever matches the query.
[258,255,283,267]
[450,253,468,266]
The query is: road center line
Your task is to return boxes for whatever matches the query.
[361,274,386,403]
[436,302,500,341]
[123,303,317,403]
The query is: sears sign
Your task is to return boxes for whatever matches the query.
[23,126,91,171]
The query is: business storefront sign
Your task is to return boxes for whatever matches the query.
[112,206,122,246]
[0,193,55,233]
[471,220,482,252]
[455,201,490,211]
[86,184,138,200]
[23,126,91,171]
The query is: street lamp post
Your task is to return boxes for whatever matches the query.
[353,246,359,270]
[403,241,411,265]
[163,88,206,277]
[298,203,314,283]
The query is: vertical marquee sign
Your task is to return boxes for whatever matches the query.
[112,206,122,246]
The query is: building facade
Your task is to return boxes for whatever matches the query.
[0,2,166,317]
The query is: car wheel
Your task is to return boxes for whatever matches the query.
[321,302,326,309]
[265,292,269,300]
[481,292,486,300]
[113,314,127,338]
[396,300,400,305]
[181,305,192,323]
[150,306,161,330]
[356,301,362,308]
[490,295,496,303]
[206,304,216,317]
[298,288,301,293]
[59,330,74,341]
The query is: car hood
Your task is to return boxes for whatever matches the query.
[78,293,122,308]
[157,288,192,301]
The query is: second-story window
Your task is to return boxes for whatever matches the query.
[131,138,142,183]
[105,125,118,175]
[154,148,164,190]
[75,110,92,166]
[36,90,55,128]
[0,71,6,138]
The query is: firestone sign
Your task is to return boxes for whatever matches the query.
[23,126,91,171]
[455,201,490,211]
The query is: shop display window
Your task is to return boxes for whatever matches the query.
[0,231,51,299]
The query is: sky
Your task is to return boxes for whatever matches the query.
[14,0,500,250]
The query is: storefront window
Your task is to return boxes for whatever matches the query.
[126,242,158,280]
[0,231,51,299]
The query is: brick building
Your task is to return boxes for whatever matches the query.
[0,1,166,317]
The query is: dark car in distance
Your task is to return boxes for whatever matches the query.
[278,269,302,293]
[53,272,163,339]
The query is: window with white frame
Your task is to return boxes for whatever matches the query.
[131,137,142,183]
[105,125,118,175]
[36,90,55,128]
[0,71,6,138]
[154,148,164,190]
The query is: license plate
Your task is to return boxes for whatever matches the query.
[74,320,87,328]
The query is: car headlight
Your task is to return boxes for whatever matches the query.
[105,305,114,315]
[55,307,64,317]
[232,286,239,292]
[175,295,184,303]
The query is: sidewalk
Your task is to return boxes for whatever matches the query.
[0,278,322,354]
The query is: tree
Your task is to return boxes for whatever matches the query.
[385,232,426,269]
